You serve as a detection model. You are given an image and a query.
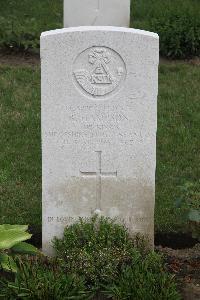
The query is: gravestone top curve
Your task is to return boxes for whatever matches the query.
[41,26,159,39]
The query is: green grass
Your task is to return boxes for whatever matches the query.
[156,63,200,232]
[0,0,62,51]
[0,65,41,227]
[0,62,199,234]
[0,0,62,32]
[131,0,200,28]
[132,0,200,58]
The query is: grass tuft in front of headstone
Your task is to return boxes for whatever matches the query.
[53,216,181,299]
[0,256,91,299]
[103,252,181,300]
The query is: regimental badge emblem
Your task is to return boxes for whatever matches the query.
[73,46,126,98]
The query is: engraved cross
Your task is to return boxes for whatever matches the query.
[80,151,117,211]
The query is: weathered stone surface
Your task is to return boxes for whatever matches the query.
[64,0,130,27]
[41,27,159,255]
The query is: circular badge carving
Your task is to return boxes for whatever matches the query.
[73,46,126,98]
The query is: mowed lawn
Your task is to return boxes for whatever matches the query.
[0,62,199,234]
[0,66,41,228]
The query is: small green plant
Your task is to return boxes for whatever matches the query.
[0,224,38,272]
[0,16,40,52]
[151,12,200,59]
[0,256,91,299]
[103,251,181,300]
[0,218,180,299]
[53,216,180,298]
[131,0,200,59]
[175,181,200,241]
[53,216,136,290]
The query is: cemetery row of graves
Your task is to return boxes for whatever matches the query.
[0,0,199,58]
[0,0,199,299]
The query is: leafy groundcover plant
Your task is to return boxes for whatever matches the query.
[132,0,200,59]
[53,216,181,299]
[151,13,200,59]
[1,217,181,299]
[0,224,37,273]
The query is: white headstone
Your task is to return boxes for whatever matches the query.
[41,27,159,255]
[64,0,130,27]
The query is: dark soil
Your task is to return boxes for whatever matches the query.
[155,232,199,249]
[0,51,39,66]
[156,244,200,300]
[29,225,41,248]
[160,56,200,66]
